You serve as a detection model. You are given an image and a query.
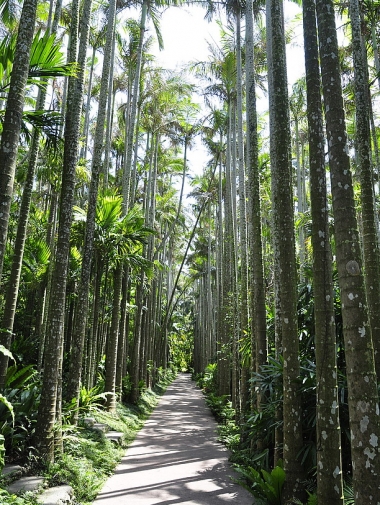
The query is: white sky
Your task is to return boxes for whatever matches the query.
[153,5,222,70]
[152,2,304,79]
[146,3,305,188]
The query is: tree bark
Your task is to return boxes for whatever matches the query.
[303,0,344,501]
[35,0,93,461]
[105,267,123,412]
[268,0,304,499]
[316,0,380,500]
[0,0,38,281]
[66,0,116,414]
[349,0,380,380]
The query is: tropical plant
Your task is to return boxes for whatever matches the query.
[0,362,40,463]
[234,460,286,505]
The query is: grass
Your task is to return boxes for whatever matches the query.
[0,368,176,505]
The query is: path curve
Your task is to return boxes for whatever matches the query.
[92,373,253,504]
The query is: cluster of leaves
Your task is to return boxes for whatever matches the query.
[194,362,217,392]
[168,313,194,372]
[0,345,38,470]
[0,489,38,505]
[234,461,286,505]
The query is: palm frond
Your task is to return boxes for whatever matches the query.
[28,30,77,83]
[0,34,15,94]
[0,0,17,29]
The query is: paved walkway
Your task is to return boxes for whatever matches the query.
[92,373,253,504]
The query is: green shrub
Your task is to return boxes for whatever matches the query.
[234,460,286,505]
[0,360,39,464]
[0,489,38,505]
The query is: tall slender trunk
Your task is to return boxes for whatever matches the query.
[0,0,38,281]
[66,0,116,412]
[219,107,233,398]
[266,0,283,464]
[235,10,250,415]
[349,0,380,380]
[116,266,130,393]
[245,0,267,404]
[81,44,97,160]
[103,29,116,187]
[0,127,45,385]
[0,1,62,383]
[105,267,123,412]
[122,0,148,210]
[303,0,343,501]
[35,0,92,461]
[316,0,380,500]
[268,0,303,498]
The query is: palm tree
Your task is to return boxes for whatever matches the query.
[303,0,343,501]
[289,78,307,280]
[348,0,380,381]
[192,34,240,400]
[245,0,267,416]
[65,0,117,413]
[80,21,107,161]
[122,0,181,210]
[316,0,380,499]
[267,0,304,499]
[0,0,39,281]
[0,33,75,386]
[35,0,93,461]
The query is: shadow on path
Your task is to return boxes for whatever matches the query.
[92,373,254,504]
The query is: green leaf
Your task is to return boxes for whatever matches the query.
[28,30,77,82]
[0,343,14,360]
[5,364,37,388]
[268,465,286,498]
[0,393,14,424]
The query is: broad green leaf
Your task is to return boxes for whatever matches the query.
[0,394,14,423]
[0,343,14,360]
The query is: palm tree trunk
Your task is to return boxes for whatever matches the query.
[349,0,380,380]
[235,10,250,415]
[245,0,267,415]
[35,0,93,461]
[105,267,123,412]
[0,0,38,282]
[122,0,148,210]
[103,29,116,187]
[303,0,344,502]
[268,0,304,498]
[66,0,116,411]
[0,126,41,385]
[316,0,380,499]
[81,44,97,160]
[116,266,130,393]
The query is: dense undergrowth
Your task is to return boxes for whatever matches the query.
[0,367,177,505]
[195,363,355,505]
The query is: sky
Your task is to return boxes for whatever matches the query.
[146,2,305,191]
[152,2,305,80]
[153,5,222,70]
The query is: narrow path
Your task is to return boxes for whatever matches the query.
[92,373,253,504]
